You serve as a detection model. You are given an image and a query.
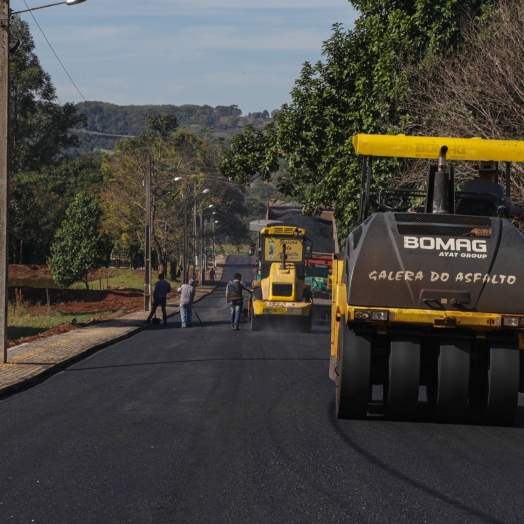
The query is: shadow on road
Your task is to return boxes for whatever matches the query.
[330,399,514,523]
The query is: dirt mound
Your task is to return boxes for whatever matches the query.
[8,287,144,314]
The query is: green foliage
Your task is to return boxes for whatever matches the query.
[8,16,97,265]
[219,124,280,185]
[10,155,103,264]
[49,192,111,289]
[8,310,114,343]
[75,102,274,152]
[145,114,178,137]
[103,124,251,272]
[219,0,492,234]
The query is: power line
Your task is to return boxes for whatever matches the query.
[22,0,86,102]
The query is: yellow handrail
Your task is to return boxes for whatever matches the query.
[352,134,524,162]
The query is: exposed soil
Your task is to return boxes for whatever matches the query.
[9,264,52,278]
[9,264,140,281]
[7,287,149,348]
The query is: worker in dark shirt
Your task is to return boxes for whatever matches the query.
[145,273,172,326]
[461,161,524,217]
[226,272,252,330]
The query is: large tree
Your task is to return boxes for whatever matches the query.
[9,155,103,264]
[219,0,493,234]
[49,192,111,289]
[8,16,92,264]
[103,116,249,276]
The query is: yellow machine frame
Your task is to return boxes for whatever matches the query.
[352,134,524,162]
[330,134,524,378]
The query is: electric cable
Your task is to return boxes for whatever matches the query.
[22,0,86,102]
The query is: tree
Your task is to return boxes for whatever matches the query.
[49,192,111,289]
[7,16,93,264]
[219,1,493,234]
[102,119,250,277]
[9,155,103,264]
[404,0,524,209]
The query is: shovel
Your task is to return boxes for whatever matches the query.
[192,306,203,326]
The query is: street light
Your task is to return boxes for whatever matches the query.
[174,178,210,283]
[11,0,86,15]
[0,0,87,363]
[198,205,214,283]
[192,191,210,280]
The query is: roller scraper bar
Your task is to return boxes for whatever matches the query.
[352,134,524,162]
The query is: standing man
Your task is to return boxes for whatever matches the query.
[226,273,252,330]
[145,274,172,326]
[209,267,216,283]
[177,279,196,328]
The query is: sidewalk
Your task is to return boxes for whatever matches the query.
[0,258,227,398]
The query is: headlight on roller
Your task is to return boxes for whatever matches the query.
[371,310,389,322]
[502,316,524,328]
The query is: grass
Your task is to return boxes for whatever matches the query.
[221,244,249,255]
[70,268,183,292]
[70,269,145,291]
[7,306,114,342]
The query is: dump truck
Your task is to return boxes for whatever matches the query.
[331,134,524,426]
[250,222,313,332]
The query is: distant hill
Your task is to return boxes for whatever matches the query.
[75,101,274,152]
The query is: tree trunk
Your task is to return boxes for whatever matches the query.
[153,236,166,275]
[169,260,178,281]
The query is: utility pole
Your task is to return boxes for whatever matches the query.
[0,0,9,364]
[200,211,205,285]
[212,220,216,268]
[193,196,197,281]
[182,179,188,283]
[144,156,151,311]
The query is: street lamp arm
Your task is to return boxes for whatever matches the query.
[11,0,86,16]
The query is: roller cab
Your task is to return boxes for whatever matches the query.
[331,134,524,425]
[251,225,312,332]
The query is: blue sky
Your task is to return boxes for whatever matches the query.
[14,0,357,114]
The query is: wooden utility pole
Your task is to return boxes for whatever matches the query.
[182,178,188,283]
[144,156,151,311]
[0,1,9,364]
[193,196,197,281]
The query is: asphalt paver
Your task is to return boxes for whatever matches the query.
[0,255,523,523]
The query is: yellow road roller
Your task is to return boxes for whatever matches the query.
[330,134,524,425]
[251,224,313,332]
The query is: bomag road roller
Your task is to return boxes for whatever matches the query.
[251,224,313,332]
[330,134,524,425]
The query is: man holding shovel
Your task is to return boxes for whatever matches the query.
[177,279,196,328]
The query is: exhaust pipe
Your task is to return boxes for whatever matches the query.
[280,243,287,269]
[432,146,452,214]
[438,146,448,172]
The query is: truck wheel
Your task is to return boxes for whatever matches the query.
[336,316,371,419]
[251,315,259,332]
[431,341,470,422]
[483,342,519,426]
[385,337,420,420]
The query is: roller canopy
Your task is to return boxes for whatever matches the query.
[352,134,524,162]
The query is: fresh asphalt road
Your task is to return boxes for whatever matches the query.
[1,255,524,523]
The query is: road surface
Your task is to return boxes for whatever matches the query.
[0,255,523,523]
